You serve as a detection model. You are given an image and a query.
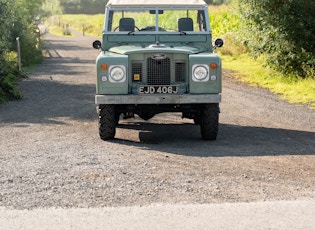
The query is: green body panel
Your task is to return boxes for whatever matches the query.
[109,44,205,55]
[96,48,222,95]
[104,34,212,52]
[96,52,128,94]
[189,53,222,94]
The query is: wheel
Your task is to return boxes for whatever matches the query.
[98,104,116,140]
[200,103,219,140]
[193,112,201,125]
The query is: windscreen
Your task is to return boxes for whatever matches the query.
[106,9,207,32]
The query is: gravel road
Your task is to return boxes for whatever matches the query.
[0,31,315,229]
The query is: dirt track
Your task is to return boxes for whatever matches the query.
[0,31,314,210]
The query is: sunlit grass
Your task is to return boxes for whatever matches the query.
[208,4,240,38]
[48,25,73,37]
[221,54,315,109]
[61,14,104,37]
[46,14,104,37]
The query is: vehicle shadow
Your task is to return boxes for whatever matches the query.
[111,121,315,157]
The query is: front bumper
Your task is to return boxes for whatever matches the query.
[95,94,221,104]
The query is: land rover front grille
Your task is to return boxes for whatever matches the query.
[147,57,171,85]
[131,54,186,85]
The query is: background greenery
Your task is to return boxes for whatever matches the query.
[58,0,233,14]
[0,0,44,102]
[213,2,314,108]
[238,0,315,79]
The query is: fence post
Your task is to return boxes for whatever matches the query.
[16,37,21,72]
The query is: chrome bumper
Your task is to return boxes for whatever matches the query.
[95,94,221,104]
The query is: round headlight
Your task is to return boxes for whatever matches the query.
[193,65,209,81]
[109,66,125,82]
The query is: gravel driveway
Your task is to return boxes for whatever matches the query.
[0,31,314,228]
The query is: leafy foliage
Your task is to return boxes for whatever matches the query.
[60,0,106,14]
[205,0,233,4]
[58,0,232,14]
[237,0,315,78]
[0,0,44,102]
[0,54,21,101]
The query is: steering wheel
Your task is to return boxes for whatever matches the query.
[113,26,140,32]
[139,26,166,31]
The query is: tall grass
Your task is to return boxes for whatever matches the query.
[63,14,104,36]
[209,4,240,38]
[47,14,104,37]
[222,55,315,108]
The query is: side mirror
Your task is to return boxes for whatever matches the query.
[214,38,224,48]
[93,40,102,49]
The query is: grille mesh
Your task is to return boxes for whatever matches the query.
[175,62,186,82]
[131,55,186,85]
[147,57,171,85]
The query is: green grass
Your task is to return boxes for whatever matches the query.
[221,54,315,109]
[59,14,104,37]
[48,25,74,37]
[208,4,240,38]
[45,14,103,37]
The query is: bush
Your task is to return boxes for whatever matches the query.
[237,0,315,78]
[205,0,233,4]
[0,0,44,102]
[0,52,21,102]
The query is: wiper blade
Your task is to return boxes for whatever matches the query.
[179,31,187,35]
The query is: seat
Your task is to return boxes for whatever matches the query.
[178,18,194,32]
[119,18,135,32]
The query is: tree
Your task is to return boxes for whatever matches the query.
[0,0,19,101]
[42,0,63,17]
[0,0,45,102]
[238,0,315,78]
[205,0,233,4]
[59,0,107,14]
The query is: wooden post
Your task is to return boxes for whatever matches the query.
[16,37,21,72]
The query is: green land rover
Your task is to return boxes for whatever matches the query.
[93,0,224,141]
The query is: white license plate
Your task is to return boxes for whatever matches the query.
[138,85,179,94]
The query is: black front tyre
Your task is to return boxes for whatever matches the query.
[98,104,116,140]
[193,112,201,125]
[200,103,219,140]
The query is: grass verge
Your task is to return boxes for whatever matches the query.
[221,54,315,109]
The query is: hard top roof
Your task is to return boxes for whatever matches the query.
[106,0,207,8]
